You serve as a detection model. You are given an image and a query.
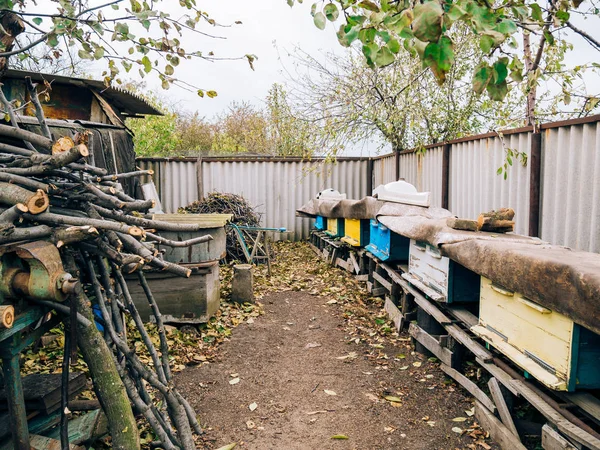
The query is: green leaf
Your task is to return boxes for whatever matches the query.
[387,38,400,54]
[314,12,326,30]
[47,33,59,48]
[412,1,443,42]
[324,3,339,21]
[556,10,570,24]
[473,64,492,95]
[165,64,174,75]
[486,79,508,101]
[141,55,152,73]
[93,47,105,59]
[492,58,508,84]
[358,1,379,12]
[32,17,43,26]
[374,45,395,67]
[422,36,454,83]
[530,3,543,22]
[446,5,465,21]
[207,90,218,98]
[479,35,494,54]
[543,30,555,46]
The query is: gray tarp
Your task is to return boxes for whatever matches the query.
[298,197,600,335]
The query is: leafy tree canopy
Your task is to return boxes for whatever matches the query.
[0,0,256,96]
[288,0,600,124]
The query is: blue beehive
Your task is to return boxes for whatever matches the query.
[314,216,327,231]
[365,219,410,261]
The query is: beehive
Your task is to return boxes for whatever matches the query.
[314,216,327,231]
[325,218,345,238]
[341,218,370,247]
[471,277,600,391]
[365,219,410,261]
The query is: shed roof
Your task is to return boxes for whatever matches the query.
[3,69,162,117]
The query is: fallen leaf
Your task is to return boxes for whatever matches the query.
[305,342,322,349]
[413,361,422,368]
[326,300,338,305]
[426,421,436,427]
[249,402,258,411]
[246,318,254,324]
[384,426,396,433]
[399,366,409,370]
[336,352,357,360]
[216,445,237,450]
[331,434,349,440]
[306,410,329,415]
[384,396,402,403]
[465,407,475,417]
[452,417,467,422]
[452,427,463,434]
[229,378,240,385]
[324,389,337,396]
[246,420,256,429]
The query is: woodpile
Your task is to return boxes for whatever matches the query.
[0,78,207,449]
[447,208,515,233]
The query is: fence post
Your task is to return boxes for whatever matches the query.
[529,131,542,237]
[196,156,203,201]
[366,158,374,195]
[441,143,451,209]
[395,149,401,181]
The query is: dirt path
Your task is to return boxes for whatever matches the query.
[177,247,498,450]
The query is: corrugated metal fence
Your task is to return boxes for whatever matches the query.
[137,115,600,252]
[138,158,369,240]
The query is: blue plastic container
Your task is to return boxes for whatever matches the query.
[365,219,410,261]
[315,216,327,231]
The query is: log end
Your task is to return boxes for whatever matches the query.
[0,305,15,329]
[51,136,75,155]
[128,226,144,237]
[77,144,90,158]
[27,189,49,214]
[16,203,28,213]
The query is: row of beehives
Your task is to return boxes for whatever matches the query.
[309,218,600,449]
[315,215,600,395]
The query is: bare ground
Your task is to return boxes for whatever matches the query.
[177,262,499,450]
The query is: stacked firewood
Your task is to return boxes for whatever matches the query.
[0,80,206,449]
[447,208,515,233]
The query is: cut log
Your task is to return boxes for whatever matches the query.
[478,218,515,233]
[0,183,49,214]
[0,305,14,329]
[446,217,479,231]
[51,136,75,155]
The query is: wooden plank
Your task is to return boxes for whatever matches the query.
[511,380,600,449]
[385,298,403,332]
[440,364,496,413]
[542,424,578,450]
[447,305,479,328]
[379,263,404,285]
[488,377,520,438]
[401,272,445,302]
[349,252,360,274]
[476,357,520,397]
[564,392,600,422]
[373,271,392,292]
[355,275,368,282]
[408,323,453,366]
[474,401,527,450]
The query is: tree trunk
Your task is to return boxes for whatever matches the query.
[72,288,141,450]
[0,11,25,76]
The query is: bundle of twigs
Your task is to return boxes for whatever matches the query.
[0,79,206,449]
[180,192,261,261]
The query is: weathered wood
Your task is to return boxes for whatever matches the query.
[71,286,140,450]
[564,392,600,422]
[385,297,403,332]
[349,252,360,274]
[476,357,520,397]
[0,182,48,214]
[409,323,453,366]
[542,424,578,450]
[477,208,516,232]
[511,380,600,449]
[447,217,479,231]
[474,401,527,450]
[373,271,392,292]
[440,364,496,412]
[488,377,520,438]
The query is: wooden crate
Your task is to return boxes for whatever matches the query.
[365,219,410,261]
[471,277,600,391]
[324,218,345,238]
[407,240,479,303]
[314,216,327,231]
[126,262,220,324]
[341,219,370,247]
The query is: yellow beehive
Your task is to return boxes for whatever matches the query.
[471,277,600,391]
[341,219,370,247]
[325,218,344,238]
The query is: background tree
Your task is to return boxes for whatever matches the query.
[0,1,255,96]
[287,26,519,153]
[288,0,600,125]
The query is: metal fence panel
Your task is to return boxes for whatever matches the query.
[541,122,600,252]
[449,133,532,236]
[397,148,443,208]
[373,154,396,187]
